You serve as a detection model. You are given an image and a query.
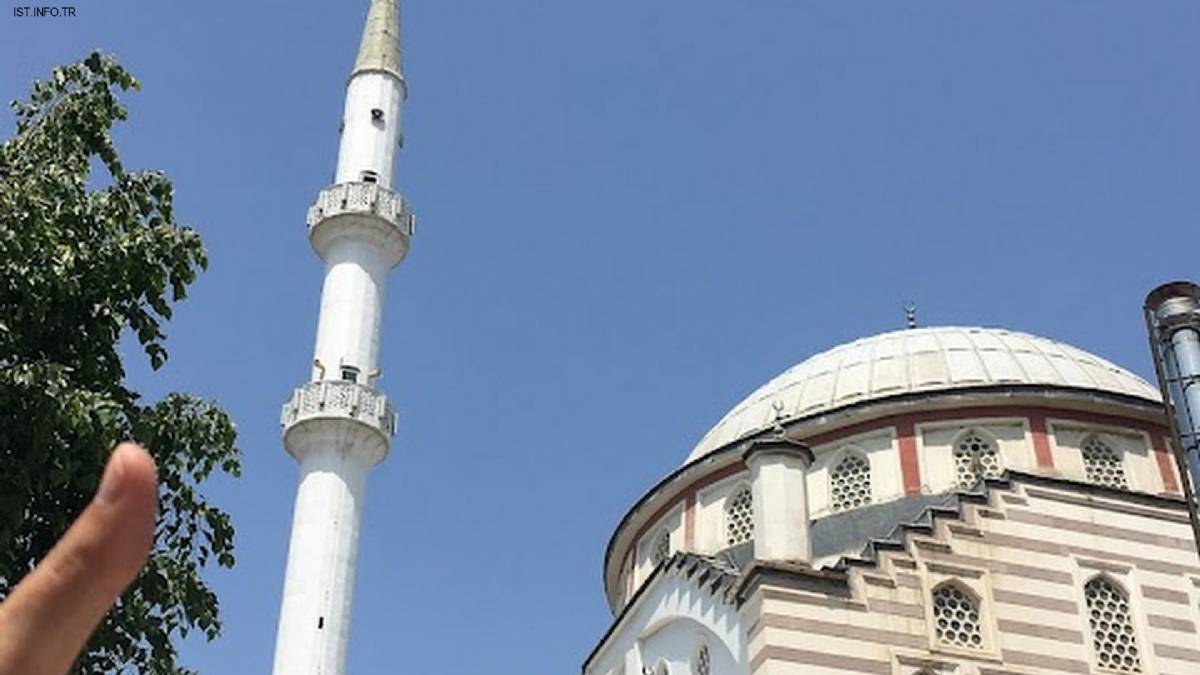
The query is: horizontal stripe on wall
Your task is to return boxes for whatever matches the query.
[980,666,1074,675]
[1075,557,1132,575]
[1022,486,1190,525]
[862,574,896,589]
[866,597,925,619]
[993,588,1079,614]
[983,529,1200,577]
[761,587,867,613]
[751,645,891,675]
[997,619,1083,644]
[1155,643,1200,663]
[757,613,926,649]
[927,561,985,578]
[1002,649,1089,674]
[923,549,1074,585]
[1141,585,1191,605]
[1147,613,1196,633]
[1005,508,1195,552]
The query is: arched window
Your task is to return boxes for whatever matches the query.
[1082,436,1129,489]
[651,530,671,567]
[931,582,984,650]
[830,452,872,511]
[953,430,1002,488]
[1085,576,1142,672]
[691,643,710,675]
[725,485,754,546]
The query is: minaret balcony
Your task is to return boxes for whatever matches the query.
[306,182,414,265]
[281,380,398,439]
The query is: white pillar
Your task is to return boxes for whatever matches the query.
[335,72,405,188]
[744,436,814,563]
[311,237,391,381]
[272,428,376,674]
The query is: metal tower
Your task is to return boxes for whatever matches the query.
[1145,281,1200,553]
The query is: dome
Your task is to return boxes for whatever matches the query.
[686,326,1161,464]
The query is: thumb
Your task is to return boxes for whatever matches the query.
[0,442,157,675]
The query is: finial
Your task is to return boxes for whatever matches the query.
[353,0,404,82]
[770,400,787,434]
[904,302,918,330]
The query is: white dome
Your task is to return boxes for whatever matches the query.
[686,327,1161,464]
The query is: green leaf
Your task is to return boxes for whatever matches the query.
[0,53,241,675]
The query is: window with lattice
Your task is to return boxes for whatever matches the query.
[1085,576,1142,673]
[830,453,872,511]
[692,644,710,675]
[931,583,984,650]
[651,531,671,567]
[1082,437,1129,489]
[725,485,754,546]
[953,431,1002,488]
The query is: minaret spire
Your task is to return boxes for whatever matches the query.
[272,1,414,673]
[353,0,404,81]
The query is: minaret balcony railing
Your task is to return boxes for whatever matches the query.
[306,181,415,237]
[281,380,398,438]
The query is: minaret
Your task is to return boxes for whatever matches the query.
[273,1,412,673]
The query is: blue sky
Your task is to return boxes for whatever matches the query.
[2,1,1198,673]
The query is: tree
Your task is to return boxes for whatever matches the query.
[0,52,241,674]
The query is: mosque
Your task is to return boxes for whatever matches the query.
[582,326,1200,675]
[265,2,1200,675]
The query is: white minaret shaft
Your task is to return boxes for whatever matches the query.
[273,2,413,673]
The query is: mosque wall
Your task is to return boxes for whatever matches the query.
[916,418,1031,494]
[1048,422,1160,494]
[636,504,684,581]
[807,430,900,518]
[695,474,750,554]
[586,570,747,675]
[742,478,1200,675]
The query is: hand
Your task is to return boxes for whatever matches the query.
[0,443,157,675]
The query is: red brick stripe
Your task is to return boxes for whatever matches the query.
[1029,413,1055,469]
[897,420,921,495]
[1152,433,1181,494]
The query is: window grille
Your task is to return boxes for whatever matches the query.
[932,583,984,650]
[953,431,1002,488]
[651,531,671,567]
[725,486,754,546]
[1082,437,1129,489]
[1085,577,1141,672]
[692,644,710,675]
[830,453,872,511]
